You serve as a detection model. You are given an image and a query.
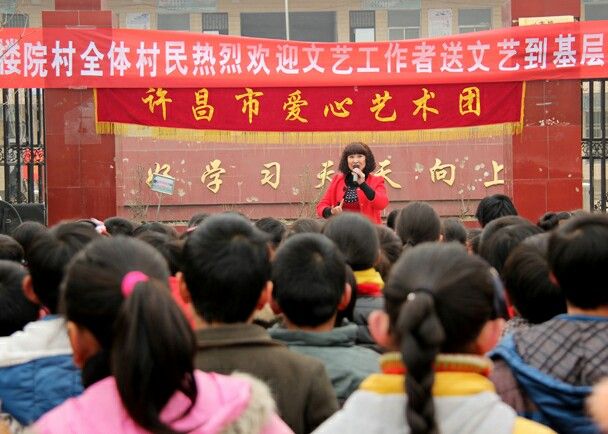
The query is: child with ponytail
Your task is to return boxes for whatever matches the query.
[313,242,554,434]
[33,237,291,434]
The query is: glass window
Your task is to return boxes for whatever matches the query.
[458,8,491,33]
[241,12,336,42]
[1,13,28,27]
[584,2,608,20]
[203,13,228,35]
[387,9,420,40]
[157,13,190,31]
[350,10,375,42]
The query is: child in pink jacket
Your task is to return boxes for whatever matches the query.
[33,236,291,434]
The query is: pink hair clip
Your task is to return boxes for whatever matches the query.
[121,271,149,298]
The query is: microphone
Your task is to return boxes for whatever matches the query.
[352,163,359,183]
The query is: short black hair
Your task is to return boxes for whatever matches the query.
[104,217,138,237]
[132,222,178,239]
[9,221,46,260]
[466,228,482,254]
[286,218,323,238]
[0,235,24,263]
[479,215,530,249]
[187,213,210,229]
[475,194,518,228]
[502,244,566,324]
[26,221,99,313]
[182,214,271,323]
[272,233,346,327]
[441,218,467,245]
[0,260,39,336]
[254,217,286,249]
[375,224,403,281]
[136,231,183,275]
[548,214,608,309]
[386,209,400,230]
[322,212,379,271]
[479,223,542,275]
[338,142,376,175]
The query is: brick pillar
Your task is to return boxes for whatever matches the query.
[43,0,116,225]
[510,0,583,222]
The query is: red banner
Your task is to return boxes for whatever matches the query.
[95,83,523,135]
[1,21,607,89]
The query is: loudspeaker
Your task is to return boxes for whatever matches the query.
[13,203,46,225]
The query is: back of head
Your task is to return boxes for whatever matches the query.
[375,224,403,281]
[502,244,566,324]
[548,214,608,310]
[386,209,400,230]
[475,194,518,228]
[395,202,441,247]
[103,217,138,237]
[62,236,195,433]
[286,218,323,238]
[10,221,46,259]
[322,212,379,271]
[27,221,100,313]
[479,223,542,275]
[466,228,482,255]
[537,211,573,232]
[479,215,530,248]
[441,218,467,245]
[187,212,210,229]
[132,222,178,239]
[0,234,24,262]
[182,213,271,323]
[384,243,496,434]
[136,231,183,275]
[0,261,39,336]
[255,217,286,249]
[272,233,346,327]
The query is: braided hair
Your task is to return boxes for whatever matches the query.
[384,242,496,434]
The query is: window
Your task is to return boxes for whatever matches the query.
[157,13,190,31]
[203,13,228,35]
[241,12,336,42]
[1,13,29,28]
[458,8,491,33]
[350,10,375,42]
[584,1,608,20]
[388,10,420,40]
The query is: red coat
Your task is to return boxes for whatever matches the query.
[316,173,389,224]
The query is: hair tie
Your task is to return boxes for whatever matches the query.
[121,271,149,298]
[406,288,436,303]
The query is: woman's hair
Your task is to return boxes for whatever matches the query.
[395,202,441,247]
[384,243,496,434]
[338,142,376,175]
[10,221,46,260]
[375,224,403,281]
[61,237,196,434]
[322,212,379,271]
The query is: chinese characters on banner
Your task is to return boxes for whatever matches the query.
[145,156,504,196]
[0,22,606,88]
[95,82,523,133]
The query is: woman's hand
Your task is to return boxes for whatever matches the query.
[352,168,365,185]
[331,199,344,215]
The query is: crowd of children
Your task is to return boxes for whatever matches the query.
[0,193,606,433]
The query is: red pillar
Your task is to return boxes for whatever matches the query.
[510,0,583,222]
[43,0,116,225]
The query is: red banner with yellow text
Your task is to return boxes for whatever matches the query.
[0,21,607,89]
[95,82,524,143]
